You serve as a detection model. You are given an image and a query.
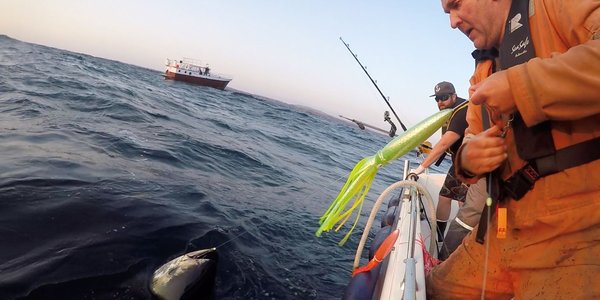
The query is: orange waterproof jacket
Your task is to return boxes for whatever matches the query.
[458,0,600,206]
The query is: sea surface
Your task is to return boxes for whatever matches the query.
[0,35,450,299]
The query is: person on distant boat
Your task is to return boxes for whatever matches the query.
[204,66,210,76]
[427,0,600,298]
[411,81,469,244]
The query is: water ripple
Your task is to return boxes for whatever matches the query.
[0,35,451,300]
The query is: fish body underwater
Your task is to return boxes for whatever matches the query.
[150,248,218,300]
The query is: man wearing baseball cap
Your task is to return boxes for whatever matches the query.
[412,81,470,251]
[430,81,456,98]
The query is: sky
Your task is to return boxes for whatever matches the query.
[1,0,476,140]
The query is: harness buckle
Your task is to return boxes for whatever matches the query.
[502,164,539,200]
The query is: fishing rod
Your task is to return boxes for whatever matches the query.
[339,115,366,130]
[339,37,407,131]
[339,114,395,136]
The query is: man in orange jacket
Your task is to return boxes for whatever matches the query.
[426,0,600,298]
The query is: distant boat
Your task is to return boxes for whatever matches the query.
[164,58,232,90]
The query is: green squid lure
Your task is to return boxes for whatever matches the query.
[317,108,453,246]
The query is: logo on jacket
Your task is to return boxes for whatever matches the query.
[510,13,523,33]
[511,37,530,58]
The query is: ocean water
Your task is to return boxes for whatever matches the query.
[0,35,450,299]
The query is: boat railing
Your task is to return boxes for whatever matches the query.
[181,57,203,65]
[353,160,437,299]
[403,181,420,300]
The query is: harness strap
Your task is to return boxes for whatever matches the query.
[502,136,600,200]
[536,137,600,177]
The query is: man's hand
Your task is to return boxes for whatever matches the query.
[459,125,507,175]
[406,164,426,181]
[414,165,426,175]
[470,71,517,117]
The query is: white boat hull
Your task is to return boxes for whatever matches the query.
[344,168,460,300]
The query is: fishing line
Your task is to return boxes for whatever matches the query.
[215,229,250,249]
[480,176,493,299]
[302,173,349,205]
[183,228,249,254]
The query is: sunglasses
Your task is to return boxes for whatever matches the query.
[435,94,451,102]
